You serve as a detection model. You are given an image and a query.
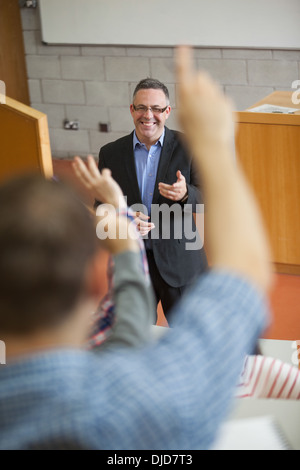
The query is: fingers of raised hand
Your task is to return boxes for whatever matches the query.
[73,155,100,189]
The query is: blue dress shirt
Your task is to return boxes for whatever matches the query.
[133,130,165,216]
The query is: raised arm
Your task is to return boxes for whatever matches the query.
[72,156,155,349]
[176,47,273,293]
[71,54,274,449]
[86,49,273,449]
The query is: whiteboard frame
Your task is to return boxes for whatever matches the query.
[39,0,300,50]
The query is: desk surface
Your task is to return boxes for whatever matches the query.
[229,398,300,450]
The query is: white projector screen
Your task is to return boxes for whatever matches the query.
[39,0,300,49]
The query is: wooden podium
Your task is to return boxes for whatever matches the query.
[0,96,53,183]
[235,92,300,275]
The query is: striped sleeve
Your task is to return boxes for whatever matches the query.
[236,355,300,399]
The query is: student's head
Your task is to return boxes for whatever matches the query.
[0,174,101,340]
[130,78,171,146]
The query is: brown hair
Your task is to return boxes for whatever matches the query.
[133,78,170,103]
[0,174,97,334]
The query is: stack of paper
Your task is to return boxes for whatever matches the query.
[247,104,297,114]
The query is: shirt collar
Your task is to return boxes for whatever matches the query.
[133,128,165,149]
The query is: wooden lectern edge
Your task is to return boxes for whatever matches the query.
[234,111,300,126]
[3,96,54,179]
[36,114,54,179]
[4,96,46,120]
[233,91,300,126]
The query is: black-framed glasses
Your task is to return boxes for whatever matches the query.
[132,104,168,114]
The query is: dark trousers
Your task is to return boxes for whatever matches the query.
[146,250,186,324]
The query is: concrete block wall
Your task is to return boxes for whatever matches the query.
[21,7,300,159]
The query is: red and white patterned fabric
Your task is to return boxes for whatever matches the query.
[236,354,300,399]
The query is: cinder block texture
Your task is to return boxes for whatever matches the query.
[109,107,133,133]
[85,82,129,106]
[31,103,65,128]
[105,57,150,81]
[28,79,42,103]
[49,129,90,153]
[248,60,298,87]
[61,56,105,80]
[21,7,300,158]
[42,80,85,104]
[225,86,274,111]
[26,55,61,79]
[197,59,247,85]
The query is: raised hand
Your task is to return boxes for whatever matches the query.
[72,155,126,209]
[176,46,235,156]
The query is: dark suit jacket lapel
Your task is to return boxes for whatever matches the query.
[152,127,175,205]
[122,132,142,205]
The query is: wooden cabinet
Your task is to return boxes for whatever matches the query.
[235,92,300,274]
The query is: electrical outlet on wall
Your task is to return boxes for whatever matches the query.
[19,0,37,8]
[99,123,110,132]
[64,120,79,130]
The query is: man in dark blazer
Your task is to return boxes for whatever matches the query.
[97,78,207,322]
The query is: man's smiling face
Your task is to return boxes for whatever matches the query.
[130,88,171,149]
